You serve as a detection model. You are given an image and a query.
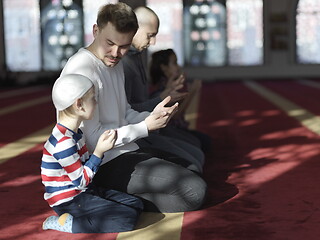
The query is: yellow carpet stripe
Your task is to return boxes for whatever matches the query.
[116,212,184,240]
[245,81,320,135]
[296,79,320,89]
[0,125,53,164]
[0,86,47,99]
[0,96,51,116]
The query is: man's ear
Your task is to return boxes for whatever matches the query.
[93,24,99,38]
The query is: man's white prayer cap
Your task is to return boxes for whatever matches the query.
[52,74,93,111]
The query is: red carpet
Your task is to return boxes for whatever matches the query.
[181,80,320,240]
[1,80,320,239]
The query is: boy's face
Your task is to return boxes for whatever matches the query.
[92,22,135,67]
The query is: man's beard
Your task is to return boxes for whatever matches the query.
[104,56,121,67]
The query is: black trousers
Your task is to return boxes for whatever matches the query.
[93,148,207,213]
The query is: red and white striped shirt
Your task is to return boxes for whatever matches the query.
[41,124,101,207]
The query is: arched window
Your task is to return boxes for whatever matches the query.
[296,0,320,64]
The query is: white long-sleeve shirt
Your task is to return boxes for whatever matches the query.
[60,48,150,164]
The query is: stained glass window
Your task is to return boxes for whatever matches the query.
[153,0,264,67]
[296,0,320,63]
[184,0,227,66]
[3,0,41,71]
[227,0,263,65]
[40,0,83,71]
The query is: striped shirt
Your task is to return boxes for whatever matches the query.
[41,123,101,207]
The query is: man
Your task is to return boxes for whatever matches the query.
[60,3,207,213]
[122,6,206,172]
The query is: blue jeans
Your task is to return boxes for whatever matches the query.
[53,185,143,233]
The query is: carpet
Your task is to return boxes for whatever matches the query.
[1,79,320,239]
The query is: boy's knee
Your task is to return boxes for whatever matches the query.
[133,196,144,212]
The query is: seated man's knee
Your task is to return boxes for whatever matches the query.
[183,175,207,211]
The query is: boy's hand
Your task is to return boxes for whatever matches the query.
[93,130,117,158]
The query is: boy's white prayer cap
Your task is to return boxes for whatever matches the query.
[52,74,93,111]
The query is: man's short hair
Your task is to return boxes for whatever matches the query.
[97,2,138,33]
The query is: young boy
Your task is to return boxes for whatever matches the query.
[41,74,143,233]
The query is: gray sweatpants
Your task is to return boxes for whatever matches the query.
[93,148,207,213]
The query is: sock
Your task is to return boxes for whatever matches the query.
[43,213,73,233]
